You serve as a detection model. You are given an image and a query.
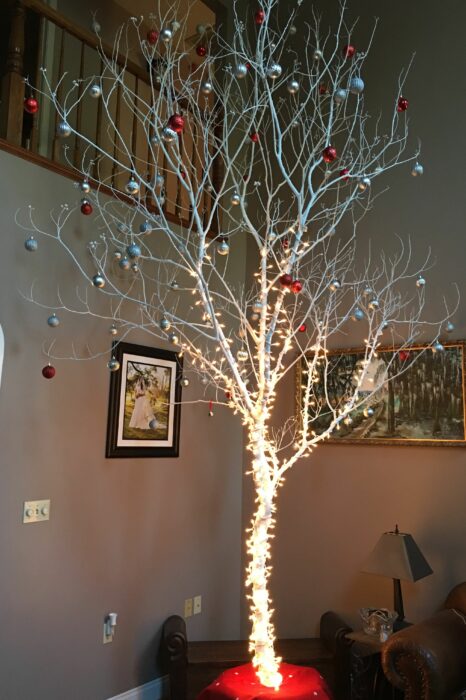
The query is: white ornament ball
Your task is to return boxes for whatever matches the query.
[217,240,230,256]
[47,313,60,328]
[287,79,299,94]
[125,177,140,195]
[234,63,248,79]
[107,357,120,372]
[160,27,172,42]
[411,162,424,177]
[334,88,347,104]
[196,23,206,35]
[160,318,171,331]
[92,273,105,288]
[162,127,177,143]
[266,63,282,80]
[172,20,181,32]
[88,83,102,98]
[24,236,38,252]
[57,121,72,137]
[349,77,365,94]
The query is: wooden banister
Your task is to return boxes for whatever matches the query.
[0,0,26,144]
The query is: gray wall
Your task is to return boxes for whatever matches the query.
[0,150,245,700]
[242,0,466,639]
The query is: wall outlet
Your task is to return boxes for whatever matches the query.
[23,500,50,524]
[103,622,114,644]
[193,595,202,615]
[184,598,193,618]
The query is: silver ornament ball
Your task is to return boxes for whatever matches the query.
[57,121,72,137]
[162,126,178,143]
[368,298,380,311]
[170,280,180,290]
[352,307,364,321]
[411,162,424,177]
[416,275,426,288]
[107,357,120,372]
[230,192,241,206]
[160,27,172,42]
[160,318,171,331]
[24,236,38,252]
[445,321,455,333]
[217,240,230,256]
[433,341,445,353]
[329,279,341,292]
[109,324,118,336]
[266,63,282,80]
[79,179,91,194]
[88,83,102,98]
[119,256,131,270]
[181,376,189,387]
[313,49,323,61]
[234,63,248,79]
[364,407,375,418]
[359,177,371,191]
[349,77,365,94]
[252,299,263,313]
[168,331,179,345]
[113,250,122,261]
[334,88,347,104]
[287,79,299,94]
[92,273,105,288]
[131,263,139,273]
[200,80,213,95]
[47,313,60,328]
[125,177,140,196]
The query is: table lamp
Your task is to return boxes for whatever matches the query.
[362,525,433,627]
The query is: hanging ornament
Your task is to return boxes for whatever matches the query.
[196,23,206,35]
[168,114,184,134]
[149,418,158,430]
[172,20,181,33]
[368,298,380,311]
[168,331,179,345]
[42,364,56,379]
[363,407,375,418]
[150,133,160,146]
[416,275,426,288]
[279,273,293,288]
[363,285,373,296]
[109,323,118,336]
[397,96,409,112]
[322,146,337,163]
[252,299,263,313]
[445,321,455,333]
[107,357,120,372]
[411,162,424,177]
[319,83,329,95]
[119,257,131,270]
[131,262,139,273]
[47,313,60,328]
[351,307,364,321]
[162,126,178,143]
[329,279,341,291]
[57,121,72,138]
[217,240,230,256]
[230,192,241,206]
[250,312,259,322]
[79,179,91,193]
[340,168,350,181]
[266,63,282,80]
[24,235,38,252]
[92,273,105,288]
[313,49,323,61]
[80,199,93,215]
[181,376,190,387]
[255,9,265,25]
[334,88,347,104]
[398,350,410,362]
[358,177,371,191]
[127,243,141,259]
[298,323,306,333]
[88,83,102,98]
[125,177,140,196]
[160,27,172,42]
[92,19,101,33]
[147,29,159,44]
[196,45,207,57]
[250,131,259,143]
[237,349,248,362]
[343,44,356,59]
[200,80,213,95]
[208,399,214,417]
[160,317,171,331]
[287,78,299,94]
[24,96,39,114]
[343,416,353,426]
[139,221,151,234]
[113,250,122,261]
[282,237,289,249]
[291,280,302,294]
[234,63,248,79]
[432,341,445,353]
[349,77,364,94]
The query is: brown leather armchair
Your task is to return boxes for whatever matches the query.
[381,582,466,699]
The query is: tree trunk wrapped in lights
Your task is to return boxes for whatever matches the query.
[18,0,456,688]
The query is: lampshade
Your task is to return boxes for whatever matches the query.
[362,527,433,582]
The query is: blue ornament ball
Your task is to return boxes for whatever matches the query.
[24,236,38,252]
[349,77,365,95]
[127,243,141,259]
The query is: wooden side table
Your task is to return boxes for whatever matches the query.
[344,631,403,700]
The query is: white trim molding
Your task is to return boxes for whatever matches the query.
[107,675,169,700]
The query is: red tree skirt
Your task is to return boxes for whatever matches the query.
[196,663,332,700]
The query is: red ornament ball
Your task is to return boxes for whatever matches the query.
[398,350,410,362]
[340,167,350,181]
[81,200,93,215]
[279,273,293,287]
[196,44,207,57]
[24,97,39,114]
[343,44,356,59]
[319,83,329,95]
[225,390,232,400]
[397,96,409,112]
[298,323,307,332]
[291,280,303,294]
[323,145,337,163]
[255,9,265,25]
[282,237,289,249]
[147,29,159,44]
[42,364,56,379]
[168,113,185,133]
[250,131,259,143]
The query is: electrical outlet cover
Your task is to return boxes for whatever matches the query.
[184,598,193,618]
[193,595,202,615]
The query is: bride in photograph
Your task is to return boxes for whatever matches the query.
[129,375,156,430]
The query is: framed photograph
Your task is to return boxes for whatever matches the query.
[296,342,465,447]
[106,342,183,458]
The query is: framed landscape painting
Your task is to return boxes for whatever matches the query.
[106,342,183,458]
[296,342,465,447]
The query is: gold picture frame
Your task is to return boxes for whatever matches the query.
[295,341,466,447]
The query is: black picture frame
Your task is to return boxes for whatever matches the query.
[106,342,183,458]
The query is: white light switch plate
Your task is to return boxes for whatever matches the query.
[23,500,51,524]
[193,595,202,615]
[184,598,193,618]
